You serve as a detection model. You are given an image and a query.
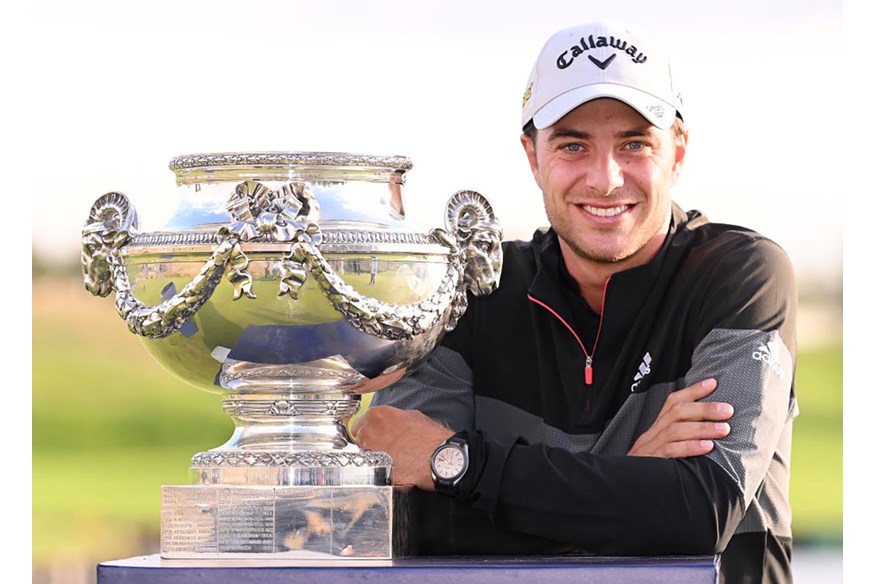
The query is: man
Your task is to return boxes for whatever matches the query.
[353,21,797,583]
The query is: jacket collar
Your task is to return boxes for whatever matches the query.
[528,202,689,321]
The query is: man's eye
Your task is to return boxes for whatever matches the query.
[626,141,646,151]
[563,143,584,152]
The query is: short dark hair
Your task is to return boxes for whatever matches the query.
[522,120,537,143]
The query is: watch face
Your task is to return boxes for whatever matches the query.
[432,444,466,480]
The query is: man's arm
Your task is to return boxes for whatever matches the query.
[356,353,741,555]
[627,378,733,457]
[357,376,734,484]
[357,236,796,556]
[355,383,742,555]
[350,379,733,492]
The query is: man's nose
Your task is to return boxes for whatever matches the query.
[586,152,624,195]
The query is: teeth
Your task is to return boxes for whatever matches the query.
[581,204,629,217]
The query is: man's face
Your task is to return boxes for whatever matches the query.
[521,98,687,267]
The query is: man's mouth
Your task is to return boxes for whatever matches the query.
[579,204,632,217]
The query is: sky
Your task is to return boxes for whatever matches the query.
[26,0,843,284]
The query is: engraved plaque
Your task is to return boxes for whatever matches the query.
[217,488,275,554]
[160,485,400,558]
[331,488,392,557]
[275,489,333,555]
[161,487,218,554]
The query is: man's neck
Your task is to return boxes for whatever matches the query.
[558,220,671,314]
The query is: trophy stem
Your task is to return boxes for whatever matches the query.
[185,392,392,488]
[219,392,361,452]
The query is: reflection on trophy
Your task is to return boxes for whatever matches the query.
[80,152,503,559]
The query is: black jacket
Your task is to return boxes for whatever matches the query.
[374,203,798,583]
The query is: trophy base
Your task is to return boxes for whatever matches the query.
[160,485,409,559]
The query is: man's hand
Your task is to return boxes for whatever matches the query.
[350,405,454,491]
[628,378,733,458]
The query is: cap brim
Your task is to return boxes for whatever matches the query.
[532,84,677,130]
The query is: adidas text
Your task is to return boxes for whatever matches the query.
[752,341,783,378]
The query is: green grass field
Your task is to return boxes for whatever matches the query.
[32,275,842,565]
[788,343,843,540]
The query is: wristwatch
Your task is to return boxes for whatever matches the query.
[430,434,469,496]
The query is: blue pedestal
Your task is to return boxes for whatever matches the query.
[97,554,719,583]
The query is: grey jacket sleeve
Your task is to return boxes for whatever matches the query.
[370,346,475,431]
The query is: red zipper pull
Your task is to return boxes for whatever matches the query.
[585,356,593,385]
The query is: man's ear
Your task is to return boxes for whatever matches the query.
[671,128,689,184]
[520,133,542,190]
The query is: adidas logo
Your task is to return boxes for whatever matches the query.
[630,352,652,392]
[753,339,784,378]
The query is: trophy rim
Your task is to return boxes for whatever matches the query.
[168,151,414,172]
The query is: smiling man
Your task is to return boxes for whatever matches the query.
[353,21,798,584]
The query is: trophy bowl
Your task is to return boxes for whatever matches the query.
[81,152,502,559]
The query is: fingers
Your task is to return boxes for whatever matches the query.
[347,406,453,491]
[656,379,733,424]
[349,405,398,447]
[348,409,367,440]
[629,420,730,457]
[667,400,734,423]
[670,378,719,403]
[661,379,719,413]
[628,378,735,459]
[657,421,731,443]
[659,439,717,458]
[640,400,732,452]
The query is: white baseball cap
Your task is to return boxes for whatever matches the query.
[521,22,684,130]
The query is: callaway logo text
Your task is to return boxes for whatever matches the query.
[556,34,648,70]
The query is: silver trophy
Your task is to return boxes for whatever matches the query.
[81,152,502,559]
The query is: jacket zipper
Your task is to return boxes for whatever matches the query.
[527,278,610,394]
